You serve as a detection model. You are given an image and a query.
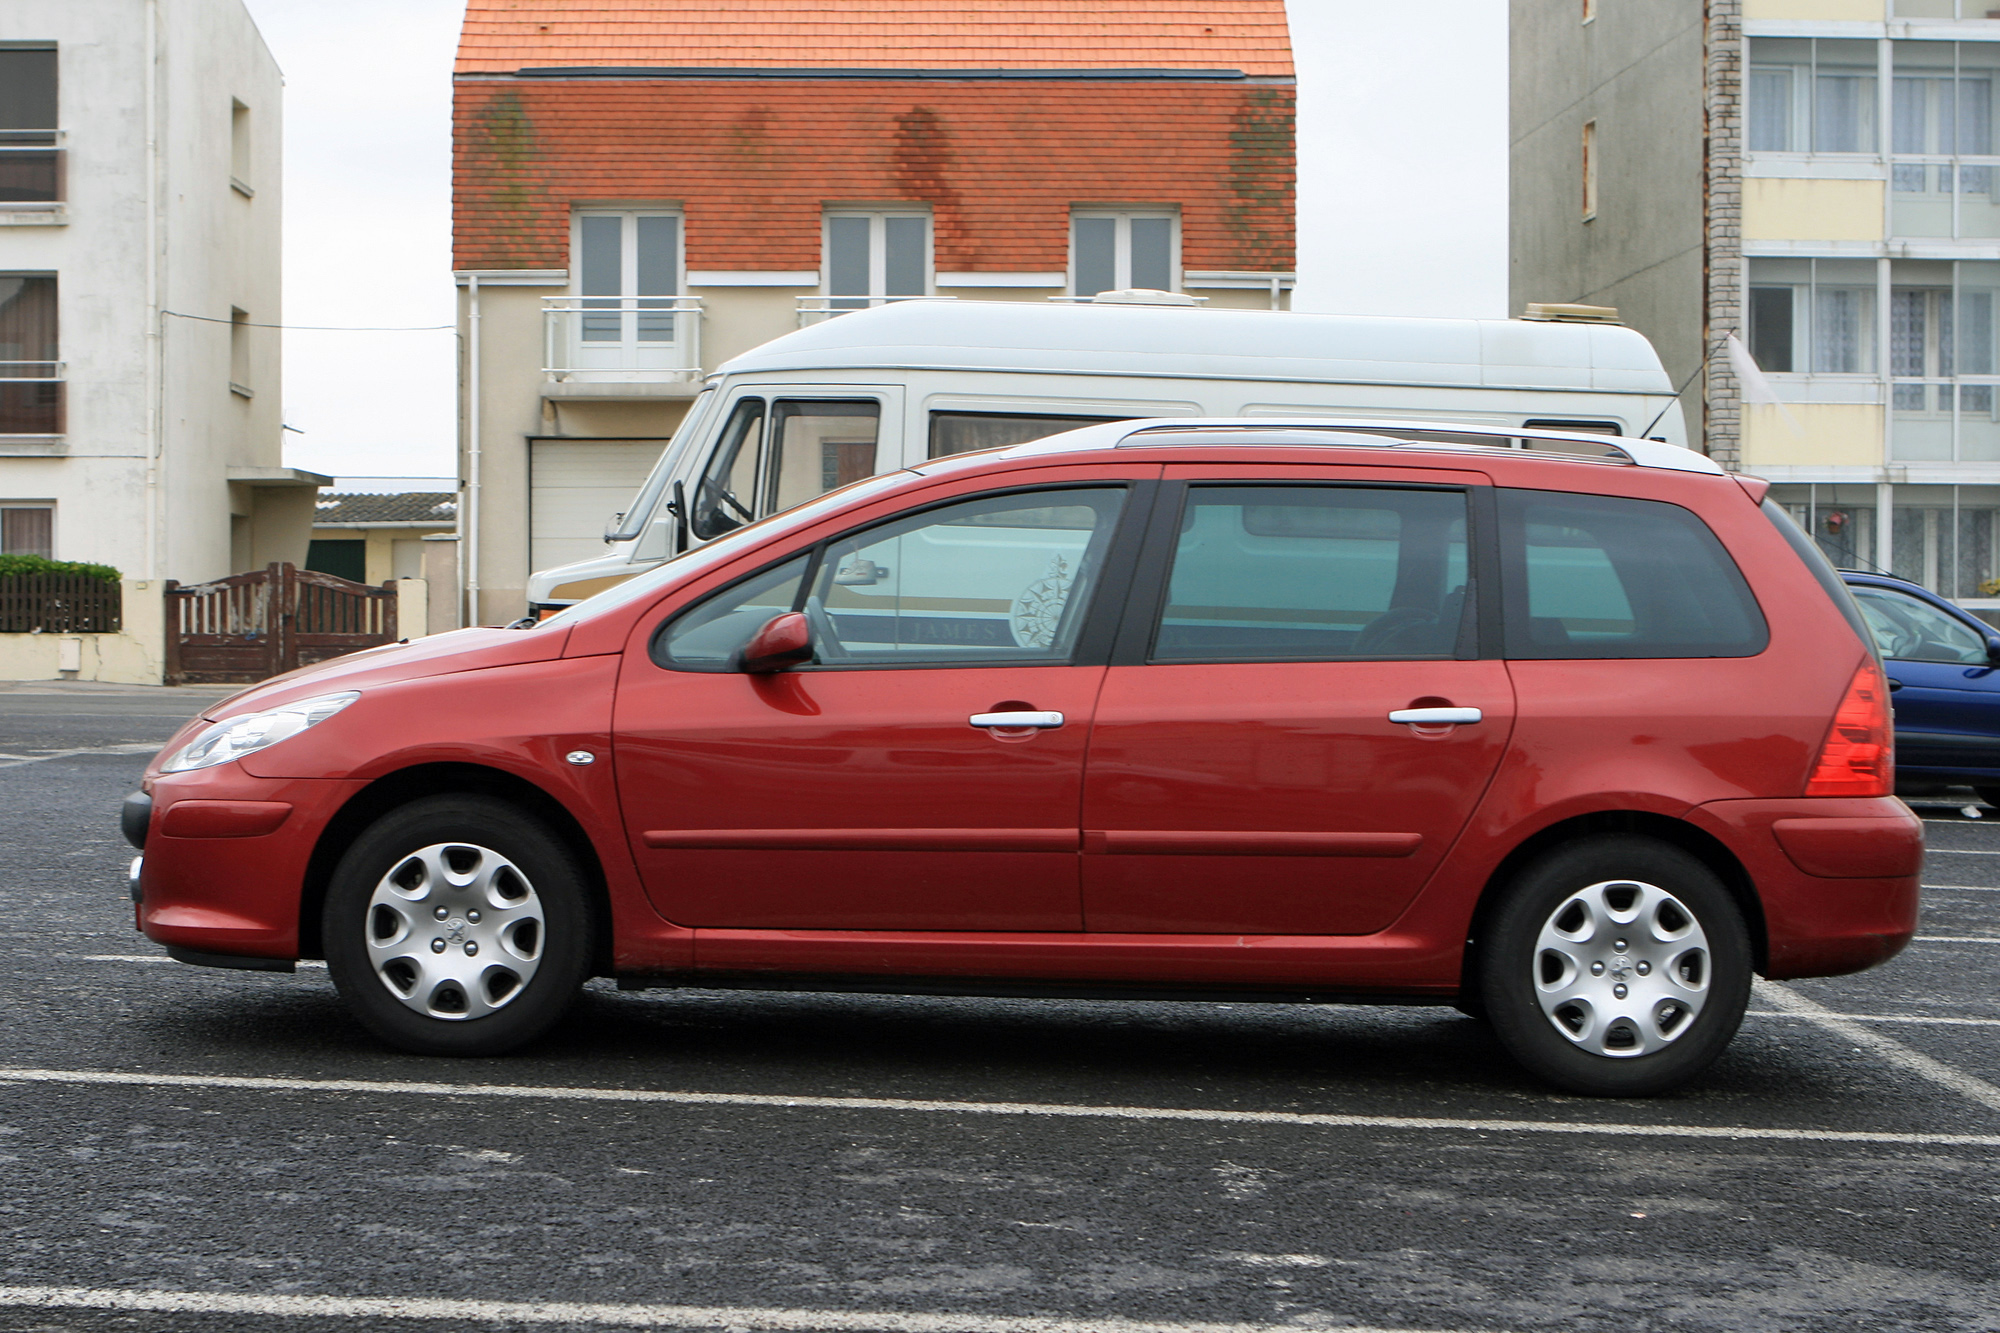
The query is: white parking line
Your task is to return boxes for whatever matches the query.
[1913,935,2000,943]
[1747,1009,2000,1027]
[74,954,325,968]
[0,1286,1486,1333]
[1755,980,2000,1114]
[1923,884,2000,892]
[0,1064,1996,1149]
[1925,847,2000,854]
[0,743,158,770]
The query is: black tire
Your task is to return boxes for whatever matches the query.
[323,795,595,1056]
[1976,787,2000,811]
[1476,835,1751,1097]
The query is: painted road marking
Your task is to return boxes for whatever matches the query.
[1913,936,2000,943]
[0,1286,1490,1333]
[1923,884,2000,891]
[1757,980,2000,1114]
[0,1065,1996,1148]
[0,743,159,770]
[74,954,325,968]
[1746,1009,2000,1027]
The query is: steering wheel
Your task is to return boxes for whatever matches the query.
[693,477,754,537]
[1353,606,1438,655]
[803,594,848,662]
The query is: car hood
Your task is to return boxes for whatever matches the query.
[201,626,576,722]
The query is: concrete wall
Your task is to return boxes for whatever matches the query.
[1510,0,1710,440]
[0,579,165,684]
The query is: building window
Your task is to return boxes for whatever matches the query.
[0,504,52,557]
[1071,210,1177,296]
[230,98,252,195]
[229,308,252,397]
[567,209,686,369]
[1890,42,2000,240]
[1744,259,1877,376]
[824,210,931,311]
[0,45,60,206]
[0,274,60,435]
[1747,38,1879,154]
[1582,0,1596,22]
[1887,259,2000,464]
[1581,121,1598,221]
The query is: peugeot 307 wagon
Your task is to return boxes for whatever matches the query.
[121,419,1923,1096]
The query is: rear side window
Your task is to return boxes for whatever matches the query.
[929,411,1124,458]
[1499,489,1768,659]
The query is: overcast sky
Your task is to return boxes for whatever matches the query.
[239,0,1508,483]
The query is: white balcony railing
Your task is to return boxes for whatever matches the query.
[795,295,957,327]
[542,296,703,382]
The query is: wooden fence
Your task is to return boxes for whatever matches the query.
[0,574,122,634]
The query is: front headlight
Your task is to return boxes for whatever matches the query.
[161,691,360,774]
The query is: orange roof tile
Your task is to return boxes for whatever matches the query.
[456,1,1292,76]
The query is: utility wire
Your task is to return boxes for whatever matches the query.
[164,310,453,332]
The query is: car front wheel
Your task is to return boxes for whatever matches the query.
[323,795,595,1056]
[1477,835,1751,1096]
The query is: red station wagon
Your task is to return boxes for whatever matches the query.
[121,421,1924,1096]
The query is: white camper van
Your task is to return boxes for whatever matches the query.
[523,298,1690,613]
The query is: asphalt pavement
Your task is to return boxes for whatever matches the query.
[1,681,1998,1332]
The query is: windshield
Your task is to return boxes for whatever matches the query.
[535,468,919,630]
[603,388,716,544]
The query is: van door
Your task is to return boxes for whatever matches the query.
[683,388,904,542]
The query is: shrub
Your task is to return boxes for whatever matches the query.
[0,554,121,584]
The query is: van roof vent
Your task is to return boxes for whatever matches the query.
[1088,288,1205,306]
[1521,301,1622,324]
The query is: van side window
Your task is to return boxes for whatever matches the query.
[1499,490,1768,659]
[929,412,1125,458]
[1150,486,1472,662]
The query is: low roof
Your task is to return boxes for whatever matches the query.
[313,493,458,526]
[714,301,1676,395]
[455,0,1293,76]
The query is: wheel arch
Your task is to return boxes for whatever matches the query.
[1462,810,1769,992]
[298,762,613,973]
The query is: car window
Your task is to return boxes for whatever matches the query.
[928,411,1125,458]
[807,487,1127,664]
[1150,485,1471,662]
[1499,490,1768,659]
[653,554,811,670]
[1852,585,1990,664]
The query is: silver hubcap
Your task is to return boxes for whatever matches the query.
[1532,879,1710,1058]
[364,842,544,1021]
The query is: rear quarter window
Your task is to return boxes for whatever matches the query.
[1498,489,1769,659]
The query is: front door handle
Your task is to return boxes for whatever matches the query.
[1887,678,1903,692]
[969,711,1065,729]
[1388,707,1482,725]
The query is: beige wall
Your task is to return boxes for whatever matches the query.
[0,579,165,684]
[1743,178,1884,242]
[1740,403,1885,468]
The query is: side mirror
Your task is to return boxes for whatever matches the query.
[1986,641,2000,667]
[732,612,813,674]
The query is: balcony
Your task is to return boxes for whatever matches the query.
[795,295,957,327]
[542,296,703,383]
[0,363,63,435]
[0,131,62,211]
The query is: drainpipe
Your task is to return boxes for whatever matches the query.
[465,273,481,626]
[143,0,163,583]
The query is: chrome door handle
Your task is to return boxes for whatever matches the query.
[1389,707,1482,725]
[969,711,1065,729]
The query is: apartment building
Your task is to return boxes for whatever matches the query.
[452,0,1297,625]
[1513,0,2000,601]
[0,0,321,682]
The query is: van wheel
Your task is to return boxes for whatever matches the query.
[1477,835,1750,1097]
[322,795,594,1056]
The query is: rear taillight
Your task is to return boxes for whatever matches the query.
[1805,658,1892,797]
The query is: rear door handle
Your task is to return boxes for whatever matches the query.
[970,711,1065,729]
[1388,707,1482,725]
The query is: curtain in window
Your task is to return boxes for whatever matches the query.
[1894,76,1932,192]
[1961,287,1995,412]
[1815,71,1877,152]
[1892,289,1929,408]
[0,508,52,557]
[0,276,56,365]
[1815,287,1874,374]
[1748,68,1794,151]
[1960,78,1993,193]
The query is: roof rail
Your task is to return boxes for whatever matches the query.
[999,417,1722,474]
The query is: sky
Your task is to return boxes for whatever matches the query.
[239,0,1509,483]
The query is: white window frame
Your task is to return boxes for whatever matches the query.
[1068,209,1181,296]
[566,207,688,369]
[820,208,934,302]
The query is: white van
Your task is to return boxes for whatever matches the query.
[524,298,1690,612]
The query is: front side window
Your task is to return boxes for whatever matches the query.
[1499,490,1768,659]
[688,397,883,541]
[1071,210,1177,296]
[824,210,930,312]
[1150,486,1471,663]
[0,504,52,557]
[0,274,60,434]
[0,46,58,205]
[658,488,1126,670]
[1852,584,1990,663]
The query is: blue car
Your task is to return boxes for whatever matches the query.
[1843,570,2000,804]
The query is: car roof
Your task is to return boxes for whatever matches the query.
[915,416,1727,476]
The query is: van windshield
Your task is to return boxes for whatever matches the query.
[604,388,715,544]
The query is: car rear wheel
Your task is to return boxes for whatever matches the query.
[1477,835,1751,1096]
[323,795,594,1056]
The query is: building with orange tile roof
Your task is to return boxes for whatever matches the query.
[451,0,1294,624]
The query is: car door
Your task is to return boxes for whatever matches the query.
[1850,582,2000,771]
[613,471,1153,932]
[1080,464,1515,936]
